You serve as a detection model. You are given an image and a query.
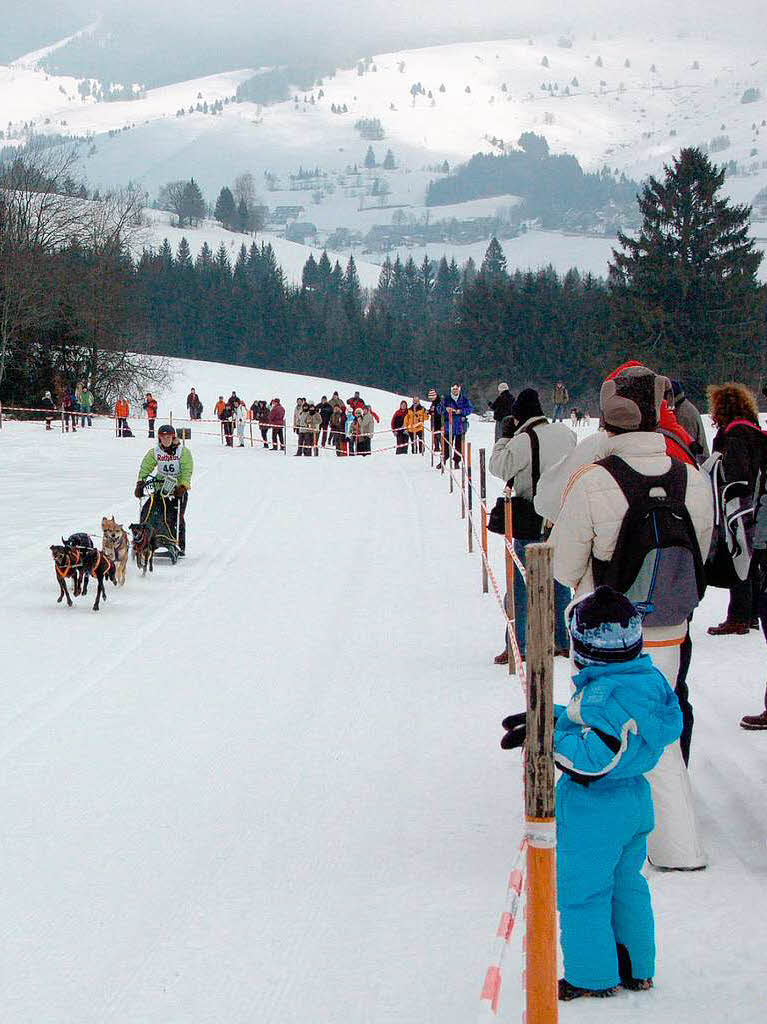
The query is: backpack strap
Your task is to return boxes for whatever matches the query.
[656,427,700,469]
[596,454,689,506]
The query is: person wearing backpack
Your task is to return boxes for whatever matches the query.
[741,479,767,729]
[549,365,712,871]
[706,383,767,635]
[489,389,576,664]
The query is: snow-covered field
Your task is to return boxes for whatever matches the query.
[1,356,765,1022]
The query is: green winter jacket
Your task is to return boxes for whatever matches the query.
[139,443,194,489]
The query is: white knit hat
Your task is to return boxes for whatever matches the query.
[498,382,509,393]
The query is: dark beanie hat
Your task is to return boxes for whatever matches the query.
[512,388,543,422]
[599,365,668,433]
[568,586,643,667]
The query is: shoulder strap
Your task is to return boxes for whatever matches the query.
[597,455,688,505]
[657,427,699,468]
[527,425,541,494]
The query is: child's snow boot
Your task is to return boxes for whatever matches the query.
[617,943,653,992]
[558,979,619,1001]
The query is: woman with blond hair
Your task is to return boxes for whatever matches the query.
[707,382,767,635]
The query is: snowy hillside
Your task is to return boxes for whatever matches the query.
[0,355,765,1022]
[4,31,767,279]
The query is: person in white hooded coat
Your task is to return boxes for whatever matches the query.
[546,366,713,870]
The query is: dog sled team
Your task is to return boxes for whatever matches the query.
[50,424,194,609]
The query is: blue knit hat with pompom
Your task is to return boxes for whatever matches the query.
[568,586,643,667]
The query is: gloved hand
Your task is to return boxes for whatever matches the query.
[134,481,145,498]
[173,484,187,498]
[501,711,527,750]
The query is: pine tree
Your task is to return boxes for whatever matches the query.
[214,187,237,228]
[237,197,250,233]
[480,237,508,280]
[610,146,764,393]
[364,145,376,169]
[182,179,206,227]
[383,149,396,170]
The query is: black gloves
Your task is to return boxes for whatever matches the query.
[501,711,527,750]
[134,481,145,498]
[501,415,516,439]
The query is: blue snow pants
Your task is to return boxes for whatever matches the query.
[556,774,655,990]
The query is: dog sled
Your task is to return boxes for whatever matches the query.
[137,476,182,564]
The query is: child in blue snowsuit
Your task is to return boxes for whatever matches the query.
[502,586,682,1000]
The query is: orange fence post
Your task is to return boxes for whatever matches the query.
[448,412,454,493]
[504,495,516,675]
[466,442,473,552]
[479,448,489,593]
[461,440,466,519]
[525,543,558,1024]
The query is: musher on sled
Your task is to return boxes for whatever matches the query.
[134,424,194,559]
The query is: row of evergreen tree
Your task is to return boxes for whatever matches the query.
[4,148,763,410]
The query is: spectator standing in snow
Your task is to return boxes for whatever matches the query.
[186,388,201,420]
[293,398,305,440]
[234,399,247,447]
[503,588,682,1000]
[547,365,712,870]
[488,382,515,440]
[77,382,94,427]
[214,395,226,420]
[306,404,322,456]
[357,406,376,456]
[268,398,285,450]
[143,392,158,438]
[114,397,130,438]
[218,397,234,447]
[427,388,443,453]
[552,381,569,422]
[318,396,334,447]
[438,385,473,468]
[489,388,576,664]
[41,390,55,429]
[706,383,767,635]
[391,400,409,453]
[330,404,347,455]
[345,407,357,456]
[347,390,365,413]
[329,391,345,413]
[404,397,428,453]
[671,381,709,460]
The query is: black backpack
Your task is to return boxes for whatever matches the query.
[592,455,706,628]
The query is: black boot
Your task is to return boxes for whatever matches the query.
[558,979,619,1001]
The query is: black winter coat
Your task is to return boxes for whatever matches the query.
[318,401,333,427]
[713,420,767,497]
[488,390,515,422]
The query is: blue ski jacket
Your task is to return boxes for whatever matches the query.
[554,656,682,786]
[438,394,474,436]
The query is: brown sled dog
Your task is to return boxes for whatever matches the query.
[102,516,129,586]
[129,522,157,576]
[80,548,117,610]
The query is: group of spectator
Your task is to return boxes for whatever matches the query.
[40,383,95,431]
[211,392,286,450]
[292,391,380,457]
[491,364,767,1001]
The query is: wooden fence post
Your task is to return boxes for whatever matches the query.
[525,543,558,1024]
[479,448,489,594]
[504,495,516,675]
[466,442,473,552]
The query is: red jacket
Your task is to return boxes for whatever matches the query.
[268,402,285,426]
